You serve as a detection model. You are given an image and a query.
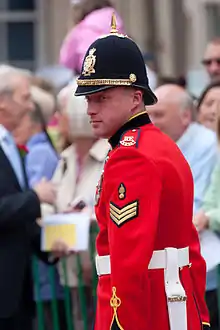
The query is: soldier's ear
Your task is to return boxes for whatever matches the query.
[133,89,144,107]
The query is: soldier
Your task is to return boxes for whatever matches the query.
[75,14,210,330]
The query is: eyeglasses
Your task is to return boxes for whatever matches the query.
[202,58,220,66]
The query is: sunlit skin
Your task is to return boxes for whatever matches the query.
[148,85,192,142]
[193,210,209,233]
[13,113,33,145]
[203,42,220,81]
[0,75,34,132]
[86,87,144,139]
[197,86,220,131]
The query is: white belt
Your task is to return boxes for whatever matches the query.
[95,247,189,275]
[96,247,189,330]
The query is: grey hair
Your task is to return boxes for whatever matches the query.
[178,92,196,121]
[0,64,32,96]
[30,86,56,125]
[57,83,73,110]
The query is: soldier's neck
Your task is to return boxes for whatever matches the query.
[109,111,151,149]
[128,110,147,122]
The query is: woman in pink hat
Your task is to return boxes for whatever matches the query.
[59,0,125,74]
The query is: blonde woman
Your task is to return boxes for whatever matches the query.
[42,78,109,326]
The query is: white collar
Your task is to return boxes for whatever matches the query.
[61,139,110,163]
[0,124,10,143]
[89,139,110,162]
[176,123,198,150]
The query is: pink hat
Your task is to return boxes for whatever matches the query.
[59,7,125,74]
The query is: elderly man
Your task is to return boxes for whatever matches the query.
[13,85,68,330]
[0,67,68,330]
[202,38,220,82]
[148,83,217,329]
[73,14,210,330]
[148,84,217,213]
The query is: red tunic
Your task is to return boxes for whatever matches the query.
[94,113,210,330]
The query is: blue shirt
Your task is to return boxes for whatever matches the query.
[177,123,217,213]
[177,122,217,291]
[25,132,64,301]
[26,132,59,186]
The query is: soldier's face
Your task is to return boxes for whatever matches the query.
[86,87,139,138]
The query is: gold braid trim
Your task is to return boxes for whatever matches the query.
[77,78,131,86]
[77,74,137,87]
[110,287,124,330]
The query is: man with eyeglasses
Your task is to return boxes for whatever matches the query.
[202,38,220,81]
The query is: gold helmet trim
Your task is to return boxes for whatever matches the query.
[77,74,137,86]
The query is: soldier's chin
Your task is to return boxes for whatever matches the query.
[91,126,109,139]
[91,125,102,137]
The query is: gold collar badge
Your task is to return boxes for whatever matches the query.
[82,48,96,76]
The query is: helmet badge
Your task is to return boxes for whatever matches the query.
[82,48,96,76]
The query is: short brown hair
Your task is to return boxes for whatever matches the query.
[197,80,220,143]
[197,80,220,109]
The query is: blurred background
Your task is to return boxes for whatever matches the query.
[2,1,220,330]
[1,0,219,95]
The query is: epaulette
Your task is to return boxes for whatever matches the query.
[119,128,141,148]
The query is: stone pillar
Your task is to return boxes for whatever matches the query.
[171,0,187,76]
[46,0,71,64]
[154,0,175,76]
[115,0,152,53]
[184,0,208,70]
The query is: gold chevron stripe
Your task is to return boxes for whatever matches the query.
[110,206,137,220]
[110,211,137,226]
[110,201,138,215]
[109,201,138,226]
